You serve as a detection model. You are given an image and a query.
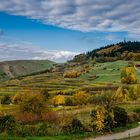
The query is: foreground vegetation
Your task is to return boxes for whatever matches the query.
[1,53,140,139]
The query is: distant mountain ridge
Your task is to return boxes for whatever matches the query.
[73,41,140,62]
[0,60,55,80]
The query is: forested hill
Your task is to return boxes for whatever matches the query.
[72,41,140,62]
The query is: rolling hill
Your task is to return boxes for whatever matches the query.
[0,60,55,80]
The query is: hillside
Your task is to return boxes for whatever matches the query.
[73,41,140,62]
[1,60,139,96]
[0,60,55,80]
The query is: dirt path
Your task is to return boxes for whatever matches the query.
[85,125,140,140]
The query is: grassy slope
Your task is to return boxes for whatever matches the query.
[1,60,140,96]
[0,60,55,80]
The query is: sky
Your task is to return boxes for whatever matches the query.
[0,0,139,62]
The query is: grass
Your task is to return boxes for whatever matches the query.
[0,132,95,140]
[0,122,139,140]
[112,122,139,133]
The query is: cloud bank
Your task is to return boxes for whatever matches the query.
[0,43,79,62]
[0,0,139,35]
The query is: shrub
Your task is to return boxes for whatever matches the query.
[12,93,24,104]
[127,112,140,123]
[113,106,127,127]
[63,71,81,78]
[15,124,36,137]
[0,114,16,135]
[133,108,140,115]
[65,97,74,106]
[1,95,11,104]
[42,111,59,124]
[59,113,74,133]
[14,112,40,124]
[73,91,89,105]
[128,85,139,101]
[14,122,60,137]
[91,90,118,110]
[72,118,83,132]
[20,93,45,114]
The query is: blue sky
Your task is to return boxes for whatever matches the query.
[0,0,139,62]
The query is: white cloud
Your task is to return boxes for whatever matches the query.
[0,43,79,62]
[0,0,139,36]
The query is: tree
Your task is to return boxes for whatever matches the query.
[121,66,137,84]
[92,90,118,110]
[128,85,139,101]
[91,106,106,131]
[12,93,24,104]
[52,95,65,106]
[115,86,129,102]
[20,93,45,115]
[73,91,89,105]
[96,106,105,131]
[113,106,127,127]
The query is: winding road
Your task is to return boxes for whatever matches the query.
[85,125,140,140]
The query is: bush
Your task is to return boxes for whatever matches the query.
[63,71,81,78]
[133,108,140,115]
[12,93,24,104]
[14,112,40,124]
[0,114,16,135]
[127,112,140,123]
[72,118,83,132]
[113,106,127,127]
[20,93,45,114]
[65,97,74,106]
[73,91,89,105]
[42,111,59,124]
[1,95,11,104]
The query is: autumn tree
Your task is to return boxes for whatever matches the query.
[92,90,118,110]
[20,93,45,115]
[121,66,137,84]
[115,86,129,102]
[52,95,65,106]
[12,93,24,104]
[128,85,140,101]
[73,91,89,105]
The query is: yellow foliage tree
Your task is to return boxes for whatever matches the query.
[52,95,65,106]
[121,66,137,84]
[20,92,45,114]
[12,93,24,104]
[95,106,105,131]
[73,91,89,105]
[115,86,129,102]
